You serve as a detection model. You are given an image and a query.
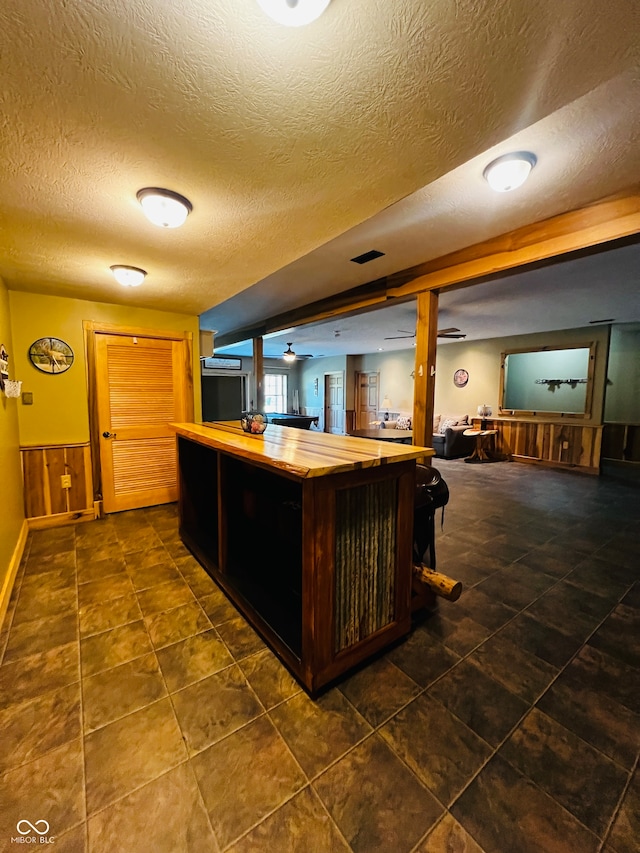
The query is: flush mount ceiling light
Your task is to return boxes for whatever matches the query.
[283,343,296,362]
[110,265,147,287]
[136,187,192,228]
[483,151,537,193]
[256,0,331,27]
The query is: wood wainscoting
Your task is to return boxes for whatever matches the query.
[21,443,96,528]
[473,418,603,475]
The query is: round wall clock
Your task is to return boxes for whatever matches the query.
[29,337,74,374]
[453,368,469,388]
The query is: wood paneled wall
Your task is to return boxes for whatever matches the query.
[474,418,603,475]
[21,444,96,528]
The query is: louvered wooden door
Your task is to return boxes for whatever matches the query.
[96,333,189,513]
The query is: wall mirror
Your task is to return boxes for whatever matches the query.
[499,342,596,417]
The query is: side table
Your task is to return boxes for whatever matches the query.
[463,428,499,463]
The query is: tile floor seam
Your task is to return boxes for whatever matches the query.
[407,810,488,853]
[82,756,192,825]
[496,745,620,847]
[596,752,639,853]
[309,778,382,853]
[217,784,310,853]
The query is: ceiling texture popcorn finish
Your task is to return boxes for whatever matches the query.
[0,0,638,334]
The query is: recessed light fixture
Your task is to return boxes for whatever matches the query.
[483,151,537,192]
[283,343,297,362]
[110,265,147,287]
[256,0,331,26]
[136,187,192,228]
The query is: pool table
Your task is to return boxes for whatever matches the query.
[267,412,319,430]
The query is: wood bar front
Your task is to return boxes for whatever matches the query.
[171,421,434,695]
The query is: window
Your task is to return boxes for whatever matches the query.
[264,373,288,413]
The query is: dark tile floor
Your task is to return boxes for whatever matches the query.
[0,460,638,853]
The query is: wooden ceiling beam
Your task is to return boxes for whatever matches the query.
[215,186,640,347]
[388,186,640,298]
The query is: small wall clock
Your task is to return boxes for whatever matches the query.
[29,337,74,374]
[453,368,469,388]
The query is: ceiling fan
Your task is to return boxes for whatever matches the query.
[282,343,314,361]
[384,327,466,340]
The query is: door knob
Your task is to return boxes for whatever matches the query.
[102,431,116,438]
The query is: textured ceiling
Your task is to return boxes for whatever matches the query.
[0,0,639,324]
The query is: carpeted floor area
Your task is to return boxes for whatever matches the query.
[0,459,637,852]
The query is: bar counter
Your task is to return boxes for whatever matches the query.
[172,421,434,694]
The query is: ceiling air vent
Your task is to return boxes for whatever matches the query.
[350,250,385,265]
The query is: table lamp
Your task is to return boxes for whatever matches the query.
[382,396,392,421]
[477,404,492,430]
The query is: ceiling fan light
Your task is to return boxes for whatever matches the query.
[110,265,147,287]
[283,343,296,362]
[136,187,192,228]
[483,152,537,193]
[256,0,331,27]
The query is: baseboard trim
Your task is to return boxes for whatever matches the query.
[27,509,97,530]
[511,455,599,476]
[0,519,29,632]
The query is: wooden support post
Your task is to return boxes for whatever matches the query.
[413,563,462,601]
[413,291,438,458]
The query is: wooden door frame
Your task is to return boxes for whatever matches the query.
[84,321,194,514]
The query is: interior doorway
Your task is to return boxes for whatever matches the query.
[86,323,193,514]
[201,373,248,421]
[324,372,344,434]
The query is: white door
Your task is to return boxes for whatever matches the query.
[324,373,344,434]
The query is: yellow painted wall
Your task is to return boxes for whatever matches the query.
[0,278,26,621]
[9,291,201,446]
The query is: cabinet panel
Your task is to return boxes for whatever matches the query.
[20,444,95,526]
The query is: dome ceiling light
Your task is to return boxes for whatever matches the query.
[283,343,297,362]
[110,265,147,287]
[136,187,192,228]
[256,0,331,27]
[483,151,537,193]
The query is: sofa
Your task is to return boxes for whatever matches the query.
[431,413,476,459]
[383,412,476,459]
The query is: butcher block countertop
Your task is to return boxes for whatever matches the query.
[171,421,434,480]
